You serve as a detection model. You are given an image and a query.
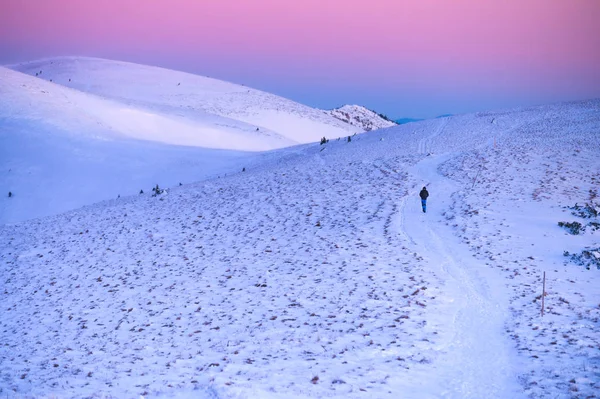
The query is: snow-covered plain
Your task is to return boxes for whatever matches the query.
[1,99,599,399]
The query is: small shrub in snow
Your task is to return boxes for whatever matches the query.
[588,221,600,232]
[564,248,600,270]
[559,202,599,235]
[377,112,394,123]
[558,221,584,235]
[560,201,599,269]
[152,184,164,197]
[139,189,144,194]
[567,202,599,219]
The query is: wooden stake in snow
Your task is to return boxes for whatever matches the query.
[471,165,482,189]
[541,271,546,317]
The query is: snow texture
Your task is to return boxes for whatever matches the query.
[1,69,600,399]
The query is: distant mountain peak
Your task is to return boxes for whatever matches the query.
[327,104,397,131]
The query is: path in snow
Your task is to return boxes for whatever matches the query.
[416,118,447,155]
[397,121,523,398]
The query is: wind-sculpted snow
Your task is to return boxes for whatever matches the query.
[1,99,599,398]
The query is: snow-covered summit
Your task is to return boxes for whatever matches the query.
[6,57,361,150]
[328,104,397,131]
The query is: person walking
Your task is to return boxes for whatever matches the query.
[419,187,429,213]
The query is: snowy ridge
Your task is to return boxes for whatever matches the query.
[328,104,397,131]
[1,99,600,398]
[7,57,362,147]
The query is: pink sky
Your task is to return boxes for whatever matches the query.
[1,0,599,117]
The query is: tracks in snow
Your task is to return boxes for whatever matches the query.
[417,118,447,155]
[395,121,522,398]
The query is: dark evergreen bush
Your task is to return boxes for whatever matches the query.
[558,221,583,235]
[152,184,164,197]
[564,248,600,270]
[568,202,599,218]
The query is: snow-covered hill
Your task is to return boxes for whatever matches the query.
[0,58,364,224]
[8,57,361,148]
[328,104,397,131]
[1,99,599,398]
[0,66,270,224]
[0,66,294,150]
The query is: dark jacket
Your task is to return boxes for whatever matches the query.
[419,188,429,200]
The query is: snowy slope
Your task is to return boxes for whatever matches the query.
[328,104,397,131]
[0,66,279,224]
[1,99,600,399]
[0,67,293,150]
[0,60,361,224]
[8,57,361,145]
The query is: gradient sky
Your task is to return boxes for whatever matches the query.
[1,0,599,118]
